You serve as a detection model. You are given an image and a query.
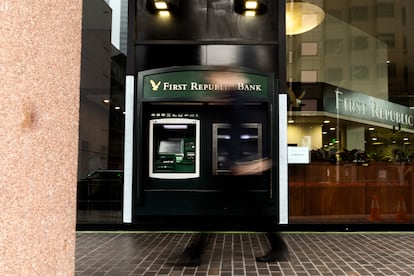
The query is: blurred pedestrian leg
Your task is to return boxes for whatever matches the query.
[178,232,209,266]
[256,232,289,262]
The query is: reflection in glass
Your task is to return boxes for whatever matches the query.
[212,123,262,175]
[287,1,414,224]
[77,0,126,224]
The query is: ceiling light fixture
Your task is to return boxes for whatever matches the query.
[234,0,267,16]
[245,1,258,9]
[154,1,168,9]
[147,0,179,15]
[286,1,325,35]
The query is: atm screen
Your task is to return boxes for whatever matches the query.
[158,139,183,154]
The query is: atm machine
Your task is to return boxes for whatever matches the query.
[149,116,200,179]
[212,123,262,175]
[126,66,285,228]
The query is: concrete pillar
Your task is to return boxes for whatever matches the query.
[0,0,82,275]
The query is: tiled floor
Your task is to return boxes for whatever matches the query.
[76,232,414,276]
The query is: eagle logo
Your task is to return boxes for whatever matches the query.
[287,86,306,108]
[150,80,161,91]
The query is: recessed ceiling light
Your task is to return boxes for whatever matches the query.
[235,0,267,16]
[154,1,168,9]
[245,1,258,9]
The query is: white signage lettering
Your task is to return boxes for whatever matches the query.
[334,89,414,127]
[151,79,262,92]
[163,82,188,91]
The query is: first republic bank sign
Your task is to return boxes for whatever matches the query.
[139,68,270,100]
[324,88,414,130]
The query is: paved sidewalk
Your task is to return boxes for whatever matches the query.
[76,232,414,275]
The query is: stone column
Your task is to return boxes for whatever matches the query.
[0,0,82,275]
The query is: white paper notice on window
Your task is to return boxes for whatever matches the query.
[302,136,311,148]
[288,146,310,164]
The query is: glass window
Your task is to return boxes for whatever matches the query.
[377,3,394,18]
[77,0,127,224]
[377,33,396,48]
[350,6,369,21]
[325,39,344,55]
[352,36,369,51]
[287,0,414,224]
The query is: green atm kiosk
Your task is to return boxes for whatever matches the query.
[132,66,281,228]
[149,116,200,179]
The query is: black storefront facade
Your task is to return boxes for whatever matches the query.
[77,0,414,230]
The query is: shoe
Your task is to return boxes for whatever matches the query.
[177,247,203,266]
[255,252,277,262]
[176,254,201,266]
[185,256,201,266]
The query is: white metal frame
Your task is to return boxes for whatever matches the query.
[279,94,288,224]
[123,75,135,223]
